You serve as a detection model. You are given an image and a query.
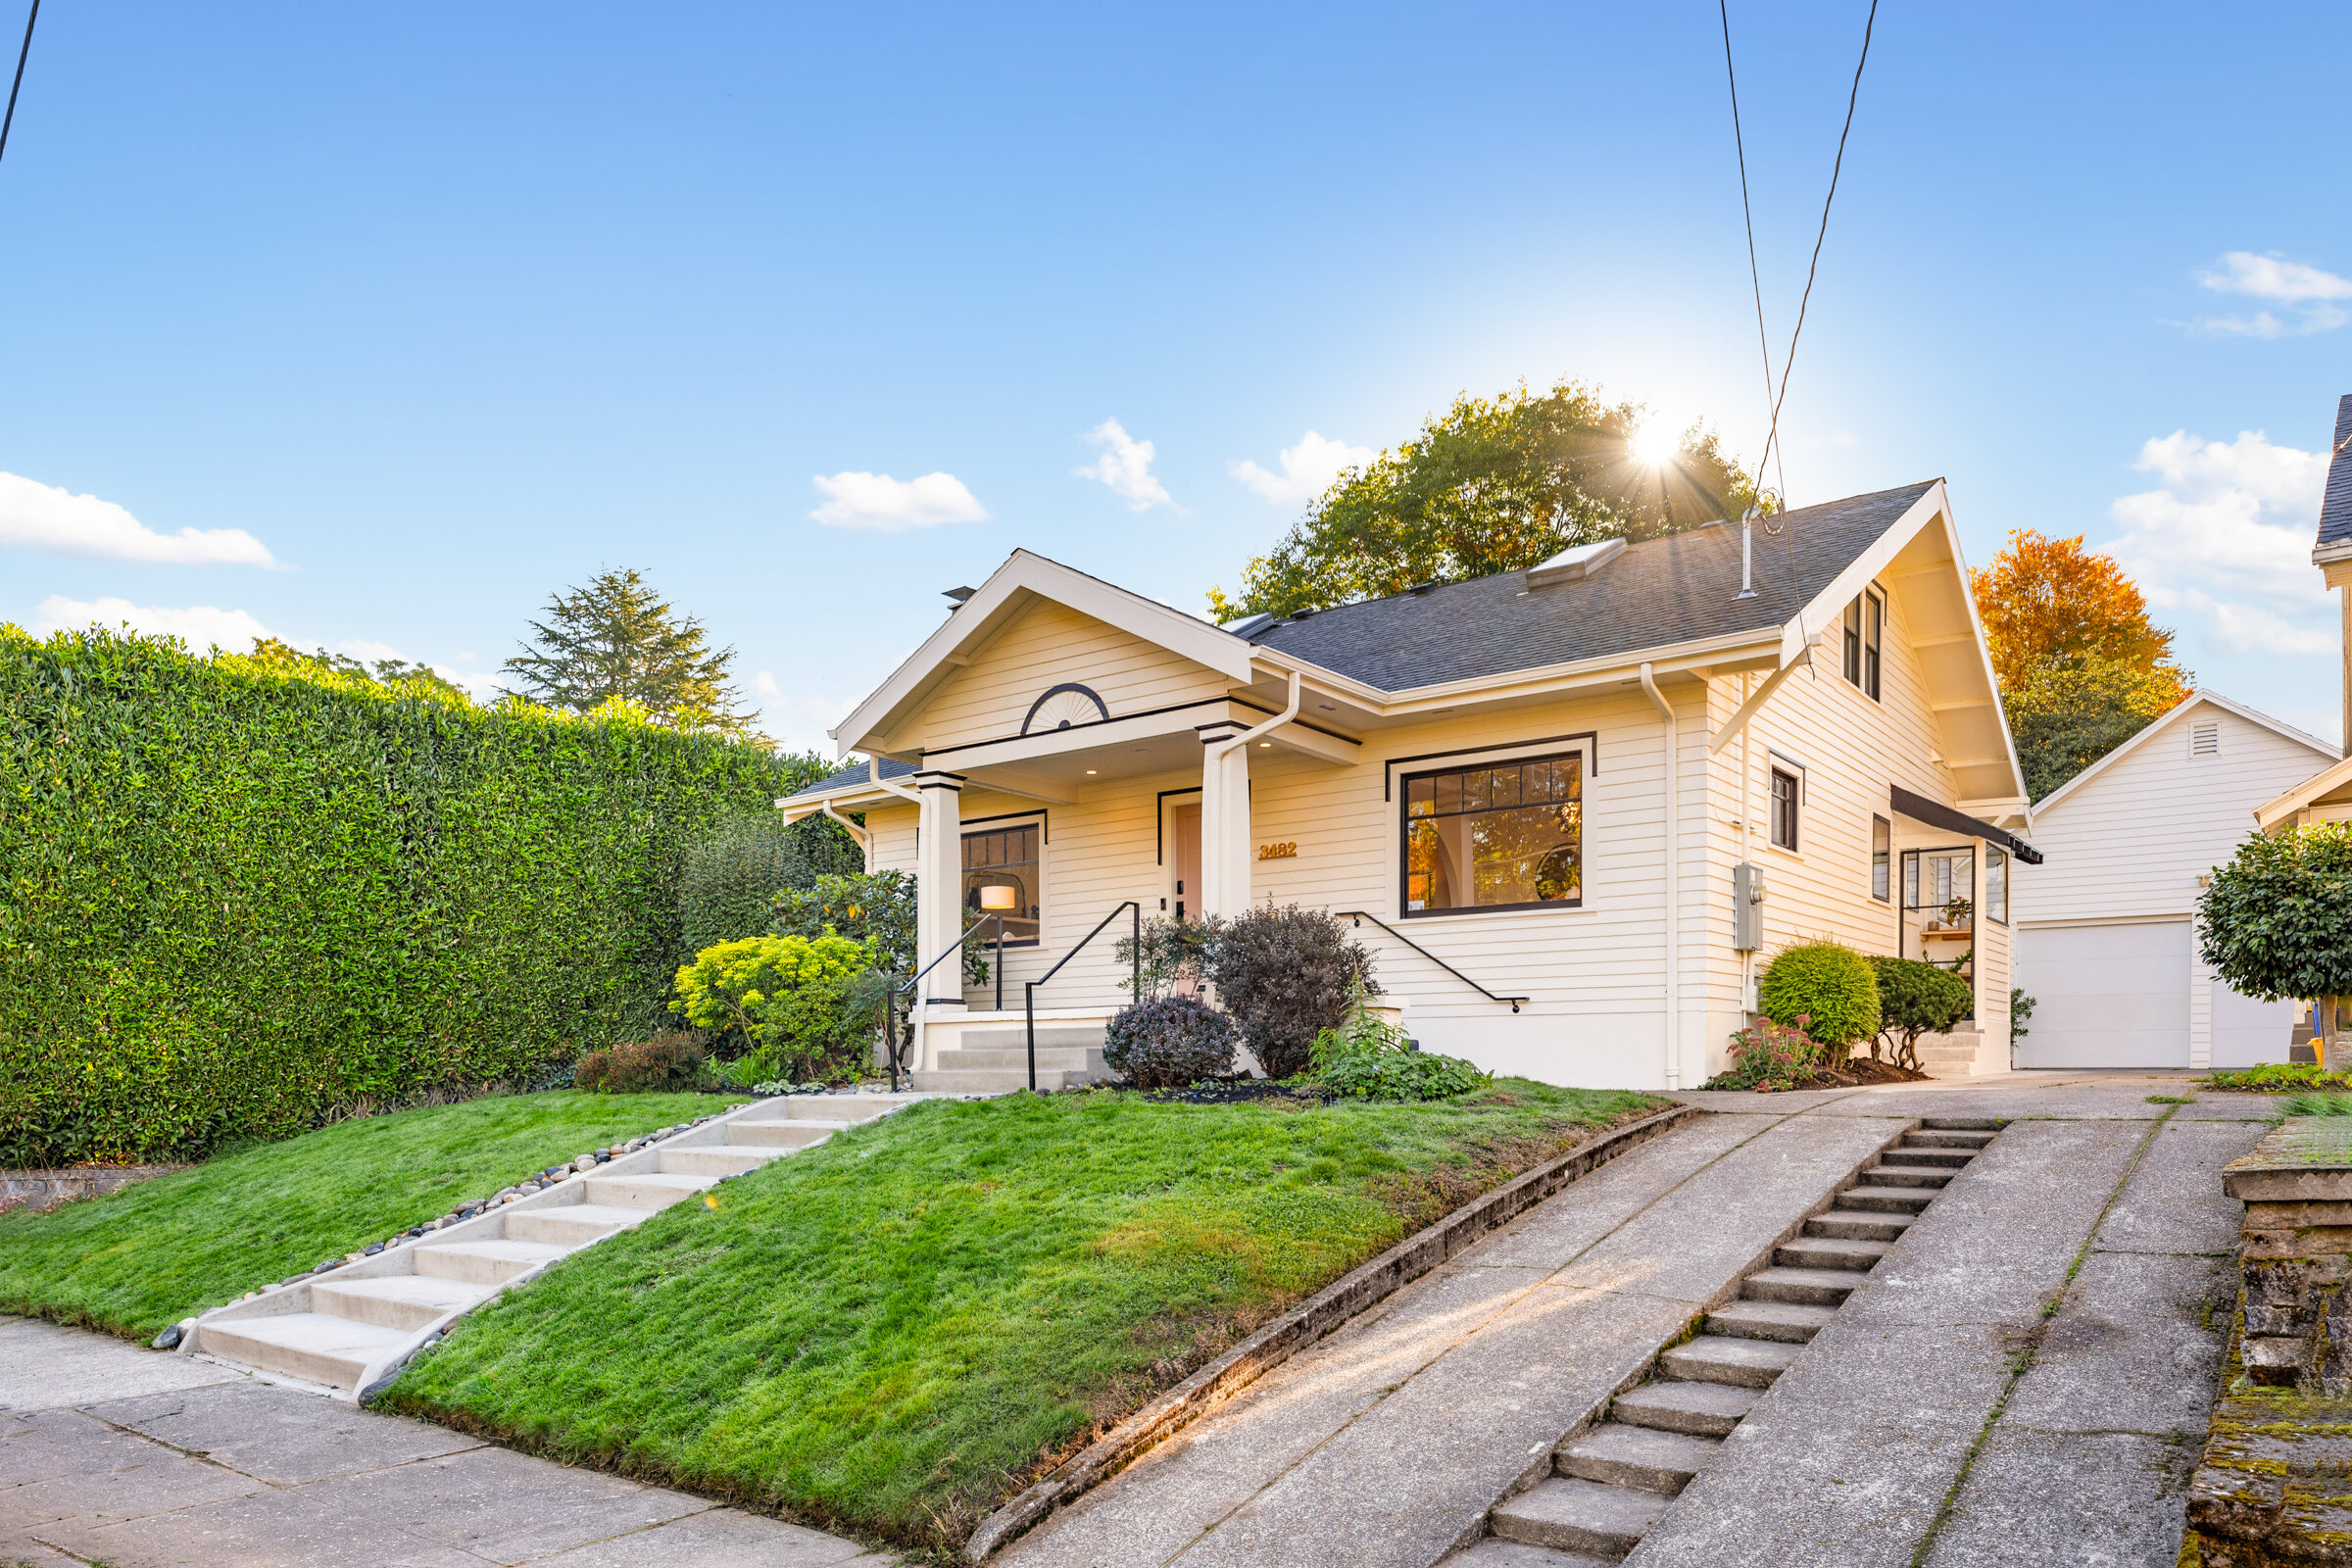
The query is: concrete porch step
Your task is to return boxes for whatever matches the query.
[1806,1208,1914,1242]
[1838,1184,1936,1213]
[1491,1477,1666,1556]
[932,1046,1106,1073]
[1740,1265,1867,1306]
[945,1025,1107,1050]
[1660,1334,1800,1389]
[1555,1423,1720,1494]
[412,1239,569,1286]
[909,1068,1097,1093]
[758,1095,911,1122]
[1610,1380,1758,1438]
[1706,1298,1838,1345]
[1775,1234,1891,1271]
[658,1147,784,1178]
[311,1274,489,1333]
[195,1313,409,1393]
[506,1202,659,1248]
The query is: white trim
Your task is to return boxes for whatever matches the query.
[2036,688,2338,818]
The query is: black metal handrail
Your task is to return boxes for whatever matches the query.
[884,912,996,1088]
[1025,901,1141,1093]
[1339,909,1529,1012]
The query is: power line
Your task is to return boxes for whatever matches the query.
[0,0,38,171]
[1751,0,1880,521]
[1719,0,1785,513]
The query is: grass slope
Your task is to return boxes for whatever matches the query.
[384,1081,1658,1551]
[0,1090,748,1340]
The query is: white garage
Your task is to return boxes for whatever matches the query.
[2013,691,2333,1071]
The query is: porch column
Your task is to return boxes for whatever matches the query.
[1198,720,1253,919]
[914,769,966,1007]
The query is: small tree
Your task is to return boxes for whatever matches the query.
[1756,942,1881,1065]
[1867,956,1974,1069]
[505,567,754,736]
[2201,824,2352,1070]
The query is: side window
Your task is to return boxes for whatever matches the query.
[1864,590,1884,701]
[963,823,1041,944]
[1769,767,1799,852]
[1984,846,2008,925]
[1871,814,1890,902]
[1843,597,1863,686]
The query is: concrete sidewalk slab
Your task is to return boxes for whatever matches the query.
[1920,1427,2196,1568]
[0,1315,887,1567]
[1997,1250,2234,1439]
[2095,1117,2266,1253]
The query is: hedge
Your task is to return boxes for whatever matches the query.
[0,626,804,1165]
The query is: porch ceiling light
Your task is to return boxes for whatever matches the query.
[979,884,1019,911]
[1258,741,1271,748]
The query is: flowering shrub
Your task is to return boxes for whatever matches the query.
[1706,1014,1825,1092]
[671,932,874,1085]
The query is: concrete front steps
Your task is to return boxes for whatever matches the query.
[184,1094,926,1400]
[1914,1023,1991,1077]
[1448,1119,2004,1565]
[911,1015,1113,1094]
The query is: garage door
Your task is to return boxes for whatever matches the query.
[2014,920,2188,1069]
[2213,981,2301,1070]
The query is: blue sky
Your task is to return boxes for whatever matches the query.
[4,2,2349,750]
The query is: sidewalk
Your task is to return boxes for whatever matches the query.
[0,1316,883,1568]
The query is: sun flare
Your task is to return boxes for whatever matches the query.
[1629,423,1678,467]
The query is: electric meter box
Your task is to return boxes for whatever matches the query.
[1733,861,1765,952]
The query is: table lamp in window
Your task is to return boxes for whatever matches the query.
[979,884,1018,1008]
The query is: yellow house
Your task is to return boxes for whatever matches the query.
[779,479,2036,1092]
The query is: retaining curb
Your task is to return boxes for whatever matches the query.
[962,1100,1704,1561]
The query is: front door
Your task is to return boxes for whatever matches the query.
[1173,804,1201,922]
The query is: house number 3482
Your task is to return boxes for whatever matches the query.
[1256,841,1298,860]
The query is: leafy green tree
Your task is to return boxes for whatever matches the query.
[505,568,753,736]
[1208,381,1762,620]
[241,638,476,707]
[2200,824,2352,1069]
[2004,655,2186,802]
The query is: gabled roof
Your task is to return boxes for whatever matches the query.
[1245,482,1936,691]
[2318,393,2352,554]
[2034,689,2339,816]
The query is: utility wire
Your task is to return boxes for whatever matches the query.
[1719,0,1786,514]
[1751,0,1880,529]
[0,0,38,171]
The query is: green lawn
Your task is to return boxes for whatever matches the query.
[0,1090,748,1341]
[383,1081,1660,1552]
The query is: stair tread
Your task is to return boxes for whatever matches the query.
[1446,1540,1618,1567]
[1612,1381,1759,1435]
[1493,1477,1666,1550]
[206,1312,410,1354]
[516,1202,660,1227]
[1661,1334,1801,1386]
[1777,1236,1891,1263]
[1559,1421,1721,1475]
[414,1239,569,1262]
[315,1275,488,1309]
[1712,1299,1838,1328]
[1746,1265,1869,1292]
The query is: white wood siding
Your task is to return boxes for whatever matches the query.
[914,600,1231,753]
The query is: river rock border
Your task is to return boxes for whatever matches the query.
[151,1110,734,1350]
[962,1100,1703,1561]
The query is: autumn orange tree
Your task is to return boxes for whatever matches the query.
[1970,531,2191,800]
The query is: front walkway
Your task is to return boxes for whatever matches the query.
[0,1316,883,1568]
[1000,1072,2267,1568]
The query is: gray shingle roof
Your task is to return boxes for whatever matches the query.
[2320,394,2352,550]
[1244,481,1937,692]
[782,757,915,802]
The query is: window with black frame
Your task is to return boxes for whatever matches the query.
[1769,767,1799,851]
[1402,752,1582,915]
[1872,813,1891,901]
[1842,590,1883,700]
[962,823,1041,944]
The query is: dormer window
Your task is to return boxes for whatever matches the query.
[1842,590,1883,701]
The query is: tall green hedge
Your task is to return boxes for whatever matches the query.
[0,626,798,1165]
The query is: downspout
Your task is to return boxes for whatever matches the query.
[1204,669,1303,762]
[821,801,873,871]
[866,755,921,803]
[1640,662,1679,1091]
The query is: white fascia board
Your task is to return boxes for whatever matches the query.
[2038,688,2341,818]
[2256,750,2352,831]
[1332,626,1784,715]
[830,550,1257,757]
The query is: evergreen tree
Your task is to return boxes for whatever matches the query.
[504,568,753,737]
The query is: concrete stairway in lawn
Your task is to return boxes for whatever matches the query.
[184,1094,924,1400]
[912,1022,1111,1094]
[1450,1119,2003,1565]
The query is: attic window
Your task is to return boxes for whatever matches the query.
[2191,721,2220,757]
[1525,538,1626,589]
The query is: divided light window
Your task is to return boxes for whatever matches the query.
[1769,767,1799,852]
[1984,846,2009,925]
[1842,590,1884,701]
[1402,753,1582,916]
[1872,814,1891,902]
[962,823,1041,945]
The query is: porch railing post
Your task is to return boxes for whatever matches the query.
[1131,902,1141,1004]
[1025,980,1038,1094]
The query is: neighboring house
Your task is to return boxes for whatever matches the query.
[779,479,2035,1093]
[2012,691,2336,1071]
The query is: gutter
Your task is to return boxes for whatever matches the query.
[1205,669,1301,760]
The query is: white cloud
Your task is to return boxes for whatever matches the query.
[32,595,271,651]
[2106,428,2334,656]
[808,470,989,532]
[1229,430,1375,507]
[1075,418,1172,511]
[752,671,857,752]
[2191,251,2352,337]
[0,472,277,566]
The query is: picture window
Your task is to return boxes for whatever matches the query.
[1401,752,1583,916]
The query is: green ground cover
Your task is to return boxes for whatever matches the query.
[0,1090,747,1340]
[383,1081,1660,1553]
